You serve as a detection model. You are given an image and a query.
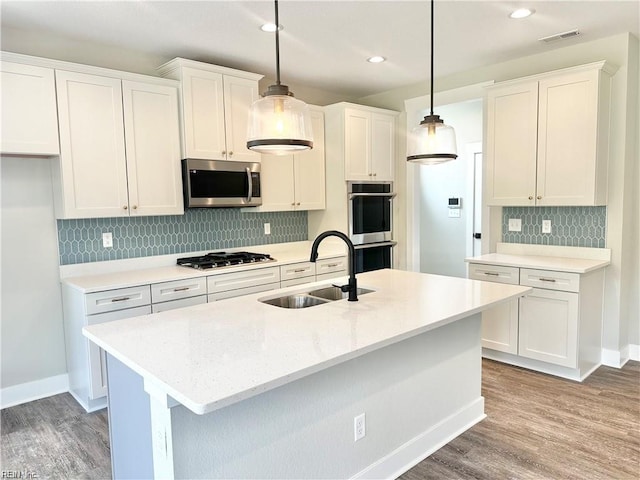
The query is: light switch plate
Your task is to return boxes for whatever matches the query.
[264,223,271,235]
[508,218,522,232]
[102,232,113,248]
[542,220,552,234]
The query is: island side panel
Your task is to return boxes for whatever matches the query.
[169,314,483,479]
[106,354,154,479]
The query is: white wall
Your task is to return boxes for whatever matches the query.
[417,100,482,278]
[1,157,67,388]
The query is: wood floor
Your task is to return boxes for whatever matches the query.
[1,360,638,479]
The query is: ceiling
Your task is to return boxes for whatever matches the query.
[1,1,638,99]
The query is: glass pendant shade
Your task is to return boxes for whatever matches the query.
[246,0,313,156]
[407,114,458,165]
[406,0,457,165]
[247,88,313,155]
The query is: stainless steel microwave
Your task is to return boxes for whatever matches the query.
[182,159,262,208]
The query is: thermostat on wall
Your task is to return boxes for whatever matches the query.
[448,197,461,218]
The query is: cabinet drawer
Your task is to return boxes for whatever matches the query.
[151,277,207,304]
[207,266,280,294]
[316,256,348,276]
[152,295,207,313]
[281,277,314,288]
[85,285,151,315]
[208,283,279,302]
[280,262,315,282]
[468,263,520,285]
[519,268,579,293]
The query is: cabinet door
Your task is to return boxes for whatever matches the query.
[518,288,578,368]
[55,70,129,218]
[370,113,395,181]
[223,75,260,162]
[259,155,296,211]
[481,299,519,354]
[122,81,183,216]
[344,108,371,180]
[537,70,600,205]
[87,305,151,399]
[1,62,59,155]
[180,67,226,160]
[294,108,326,210]
[485,81,538,206]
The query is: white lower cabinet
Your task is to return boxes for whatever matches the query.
[468,261,604,380]
[518,288,578,368]
[87,305,151,399]
[63,284,152,412]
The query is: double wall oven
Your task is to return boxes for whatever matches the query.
[348,182,396,273]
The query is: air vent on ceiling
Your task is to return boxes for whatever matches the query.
[539,29,580,43]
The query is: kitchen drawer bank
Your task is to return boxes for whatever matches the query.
[466,243,610,381]
[62,253,347,412]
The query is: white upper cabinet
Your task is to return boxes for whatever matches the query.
[121,80,183,216]
[158,58,263,162]
[485,61,615,206]
[330,103,396,182]
[255,107,326,211]
[1,61,60,155]
[53,70,182,218]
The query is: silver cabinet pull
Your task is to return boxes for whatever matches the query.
[173,286,190,292]
[539,277,556,282]
[111,297,131,302]
[484,272,500,276]
[293,268,307,273]
[327,263,339,268]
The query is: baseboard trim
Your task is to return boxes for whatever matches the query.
[628,344,639,362]
[602,346,631,368]
[0,374,69,409]
[351,397,485,480]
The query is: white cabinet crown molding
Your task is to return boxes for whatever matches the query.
[1,51,178,87]
[157,57,263,82]
[483,60,618,92]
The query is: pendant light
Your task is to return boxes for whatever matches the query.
[407,0,457,164]
[247,0,313,155]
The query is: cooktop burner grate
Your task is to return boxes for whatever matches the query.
[176,251,275,270]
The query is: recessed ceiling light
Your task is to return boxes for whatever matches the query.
[260,23,282,32]
[509,8,535,19]
[367,56,386,63]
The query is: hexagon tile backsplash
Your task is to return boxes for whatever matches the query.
[57,209,308,265]
[502,206,606,247]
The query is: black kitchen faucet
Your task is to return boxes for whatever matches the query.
[310,230,358,302]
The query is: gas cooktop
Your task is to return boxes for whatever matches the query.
[176,251,275,270]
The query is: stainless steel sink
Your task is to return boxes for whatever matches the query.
[259,285,375,309]
[260,294,330,309]
[306,286,374,301]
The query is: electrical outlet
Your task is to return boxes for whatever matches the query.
[508,218,522,232]
[542,220,552,234]
[354,413,366,442]
[102,232,113,248]
[264,223,271,235]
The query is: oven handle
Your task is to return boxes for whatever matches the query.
[246,167,253,203]
[348,193,397,200]
[353,241,397,250]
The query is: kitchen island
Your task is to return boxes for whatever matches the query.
[84,268,530,479]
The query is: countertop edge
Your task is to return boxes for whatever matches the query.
[465,253,610,274]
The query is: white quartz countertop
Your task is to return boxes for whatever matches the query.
[63,241,346,293]
[465,253,610,273]
[83,269,531,415]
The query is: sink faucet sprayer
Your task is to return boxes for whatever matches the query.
[310,230,358,302]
